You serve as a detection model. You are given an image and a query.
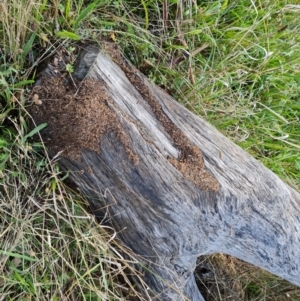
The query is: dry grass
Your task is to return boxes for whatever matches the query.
[196,255,300,301]
[0,113,147,300]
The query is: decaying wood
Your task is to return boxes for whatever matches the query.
[29,43,300,301]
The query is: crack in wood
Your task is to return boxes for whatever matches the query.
[101,42,219,192]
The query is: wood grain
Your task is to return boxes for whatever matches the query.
[31,44,300,301]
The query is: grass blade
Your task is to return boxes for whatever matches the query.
[73,2,97,30]
[22,33,37,58]
[23,123,47,142]
[56,30,81,40]
[141,0,149,30]
[0,250,37,262]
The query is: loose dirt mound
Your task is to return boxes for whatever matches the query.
[29,76,138,164]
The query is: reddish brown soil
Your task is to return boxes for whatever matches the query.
[29,76,138,164]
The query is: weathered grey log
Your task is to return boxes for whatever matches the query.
[30,43,300,301]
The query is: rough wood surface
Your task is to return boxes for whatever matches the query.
[30,44,300,301]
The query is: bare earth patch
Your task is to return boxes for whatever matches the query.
[29,76,138,164]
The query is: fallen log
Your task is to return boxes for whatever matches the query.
[29,43,300,301]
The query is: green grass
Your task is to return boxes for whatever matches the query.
[0,97,141,300]
[0,0,300,300]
